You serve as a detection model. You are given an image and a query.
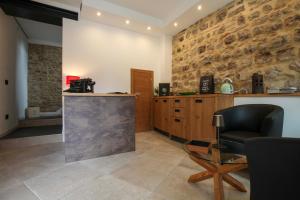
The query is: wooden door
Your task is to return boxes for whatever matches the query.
[131,69,154,132]
[172,118,185,138]
[190,98,204,140]
[161,99,170,132]
[153,99,162,129]
[201,97,216,139]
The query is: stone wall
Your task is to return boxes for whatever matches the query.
[172,0,300,93]
[28,43,62,112]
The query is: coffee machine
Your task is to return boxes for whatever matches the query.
[65,78,96,93]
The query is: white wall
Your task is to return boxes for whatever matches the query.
[16,29,28,120]
[0,9,28,136]
[63,19,172,92]
[234,97,300,138]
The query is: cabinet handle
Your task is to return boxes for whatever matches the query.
[155,100,158,102]
[195,99,203,103]
[175,109,180,112]
[163,100,167,102]
[175,119,181,122]
[175,99,180,103]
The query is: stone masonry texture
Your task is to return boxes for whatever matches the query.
[172,0,300,93]
[28,43,62,112]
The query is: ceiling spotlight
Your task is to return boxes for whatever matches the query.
[197,5,202,10]
[125,20,130,24]
[147,26,151,30]
[97,11,101,16]
[174,22,178,27]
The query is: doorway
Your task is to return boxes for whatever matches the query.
[131,68,154,132]
[0,0,78,139]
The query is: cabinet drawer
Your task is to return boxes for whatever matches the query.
[172,118,185,138]
[173,98,186,108]
[173,108,185,118]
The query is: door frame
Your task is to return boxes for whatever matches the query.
[130,68,154,132]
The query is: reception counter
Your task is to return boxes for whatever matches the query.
[62,93,135,162]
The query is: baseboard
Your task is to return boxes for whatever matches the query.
[19,118,62,128]
[0,125,19,138]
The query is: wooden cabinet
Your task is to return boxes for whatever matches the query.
[171,118,185,138]
[161,99,171,132]
[153,95,233,141]
[170,97,190,139]
[189,97,216,140]
[153,98,170,133]
[153,99,162,130]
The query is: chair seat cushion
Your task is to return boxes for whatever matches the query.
[220,131,261,143]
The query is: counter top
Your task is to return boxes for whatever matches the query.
[153,93,300,98]
[62,92,135,97]
[234,93,300,97]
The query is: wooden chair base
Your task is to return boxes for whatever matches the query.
[188,155,248,200]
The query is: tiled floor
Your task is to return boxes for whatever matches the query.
[0,131,250,200]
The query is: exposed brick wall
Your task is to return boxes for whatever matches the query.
[28,43,62,112]
[172,0,300,93]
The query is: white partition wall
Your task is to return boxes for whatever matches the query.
[62,19,172,93]
[234,97,300,138]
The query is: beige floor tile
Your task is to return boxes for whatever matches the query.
[61,175,150,200]
[0,167,22,192]
[178,155,205,171]
[80,152,136,176]
[154,165,216,200]
[0,184,39,200]
[0,131,250,200]
[112,163,168,192]
[6,152,65,181]
[143,193,169,200]
[135,141,156,154]
[2,143,63,166]
[24,162,99,200]
[140,149,185,166]
[154,165,250,200]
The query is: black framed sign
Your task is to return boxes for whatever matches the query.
[200,75,215,94]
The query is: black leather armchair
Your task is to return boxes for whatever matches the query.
[245,138,300,200]
[215,104,284,154]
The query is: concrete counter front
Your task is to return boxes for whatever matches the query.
[63,93,135,162]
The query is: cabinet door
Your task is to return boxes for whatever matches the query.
[153,99,162,129]
[172,118,185,138]
[161,99,170,132]
[190,98,203,140]
[201,97,216,139]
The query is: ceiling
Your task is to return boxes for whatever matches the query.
[30,0,233,37]
[102,0,195,21]
[81,0,233,36]
[16,17,62,46]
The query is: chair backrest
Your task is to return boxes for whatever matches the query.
[245,138,300,200]
[215,104,282,133]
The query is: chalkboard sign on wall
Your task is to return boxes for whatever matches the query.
[200,75,215,94]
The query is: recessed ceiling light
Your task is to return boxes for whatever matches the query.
[96,11,101,16]
[125,20,130,25]
[147,26,151,30]
[174,22,178,27]
[197,5,202,10]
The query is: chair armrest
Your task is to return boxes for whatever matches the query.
[260,109,284,137]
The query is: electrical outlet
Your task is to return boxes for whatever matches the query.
[5,80,8,85]
[5,114,9,120]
